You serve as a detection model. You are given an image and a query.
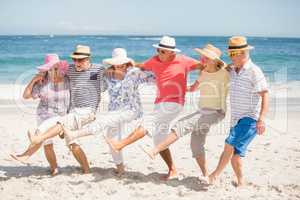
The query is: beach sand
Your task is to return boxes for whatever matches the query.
[0,83,300,200]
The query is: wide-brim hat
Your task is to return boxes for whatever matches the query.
[194,44,226,66]
[37,54,69,74]
[227,36,254,51]
[103,48,134,66]
[152,36,181,52]
[70,45,91,59]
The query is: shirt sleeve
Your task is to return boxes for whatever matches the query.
[31,82,42,99]
[141,57,155,71]
[131,68,156,84]
[184,56,199,71]
[99,66,108,92]
[252,67,268,93]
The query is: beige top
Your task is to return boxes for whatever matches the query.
[197,68,230,111]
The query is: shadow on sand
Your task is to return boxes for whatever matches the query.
[0,165,208,192]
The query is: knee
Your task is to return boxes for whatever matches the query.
[69,143,80,151]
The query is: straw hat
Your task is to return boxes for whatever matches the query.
[103,48,133,66]
[37,54,68,74]
[70,45,91,59]
[152,36,181,52]
[227,36,254,51]
[194,44,225,66]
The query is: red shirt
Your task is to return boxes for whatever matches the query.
[142,54,197,105]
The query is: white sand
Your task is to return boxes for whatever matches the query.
[0,83,300,199]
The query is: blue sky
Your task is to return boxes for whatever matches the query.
[0,0,299,37]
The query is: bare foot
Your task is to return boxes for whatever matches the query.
[77,113,96,128]
[9,154,29,165]
[50,168,59,176]
[198,175,210,184]
[82,168,90,174]
[160,168,178,181]
[104,136,122,152]
[113,164,125,177]
[208,174,217,185]
[139,145,156,160]
[232,179,245,188]
[27,130,42,145]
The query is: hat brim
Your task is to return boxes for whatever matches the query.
[194,48,226,66]
[70,54,90,59]
[103,57,133,66]
[152,44,181,52]
[227,45,254,52]
[37,60,69,73]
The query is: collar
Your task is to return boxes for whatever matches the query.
[232,59,252,73]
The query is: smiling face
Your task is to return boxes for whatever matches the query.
[72,57,90,71]
[156,48,176,62]
[48,63,64,83]
[113,63,130,73]
[228,50,249,67]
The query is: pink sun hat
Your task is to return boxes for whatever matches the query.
[37,54,69,74]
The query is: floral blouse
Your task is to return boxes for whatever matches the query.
[107,67,155,119]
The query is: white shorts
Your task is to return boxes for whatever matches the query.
[57,107,94,130]
[142,102,183,145]
[36,116,61,146]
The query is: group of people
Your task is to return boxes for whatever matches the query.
[11,35,269,187]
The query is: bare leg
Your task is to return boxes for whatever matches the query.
[142,131,178,159]
[105,126,147,152]
[231,154,244,187]
[43,144,59,176]
[159,148,177,180]
[10,143,42,164]
[29,124,63,145]
[195,154,209,177]
[209,143,234,184]
[69,143,90,174]
[10,130,42,163]
[63,127,92,145]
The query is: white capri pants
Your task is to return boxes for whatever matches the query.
[79,110,138,165]
[142,102,183,146]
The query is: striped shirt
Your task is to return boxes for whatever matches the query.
[66,64,107,112]
[229,59,268,127]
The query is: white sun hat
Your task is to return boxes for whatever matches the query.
[152,36,181,52]
[103,48,134,66]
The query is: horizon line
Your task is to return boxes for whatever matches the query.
[0,34,299,39]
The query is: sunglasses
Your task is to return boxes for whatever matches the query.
[72,58,86,62]
[157,49,166,54]
[228,51,245,57]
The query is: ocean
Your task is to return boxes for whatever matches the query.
[0,35,299,84]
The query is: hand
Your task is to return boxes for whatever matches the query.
[113,70,125,80]
[256,119,266,135]
[32,73,45,84]
[129,60,135,67]
[105,68,115,78]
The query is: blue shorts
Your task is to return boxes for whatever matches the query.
[225,117,257,157]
